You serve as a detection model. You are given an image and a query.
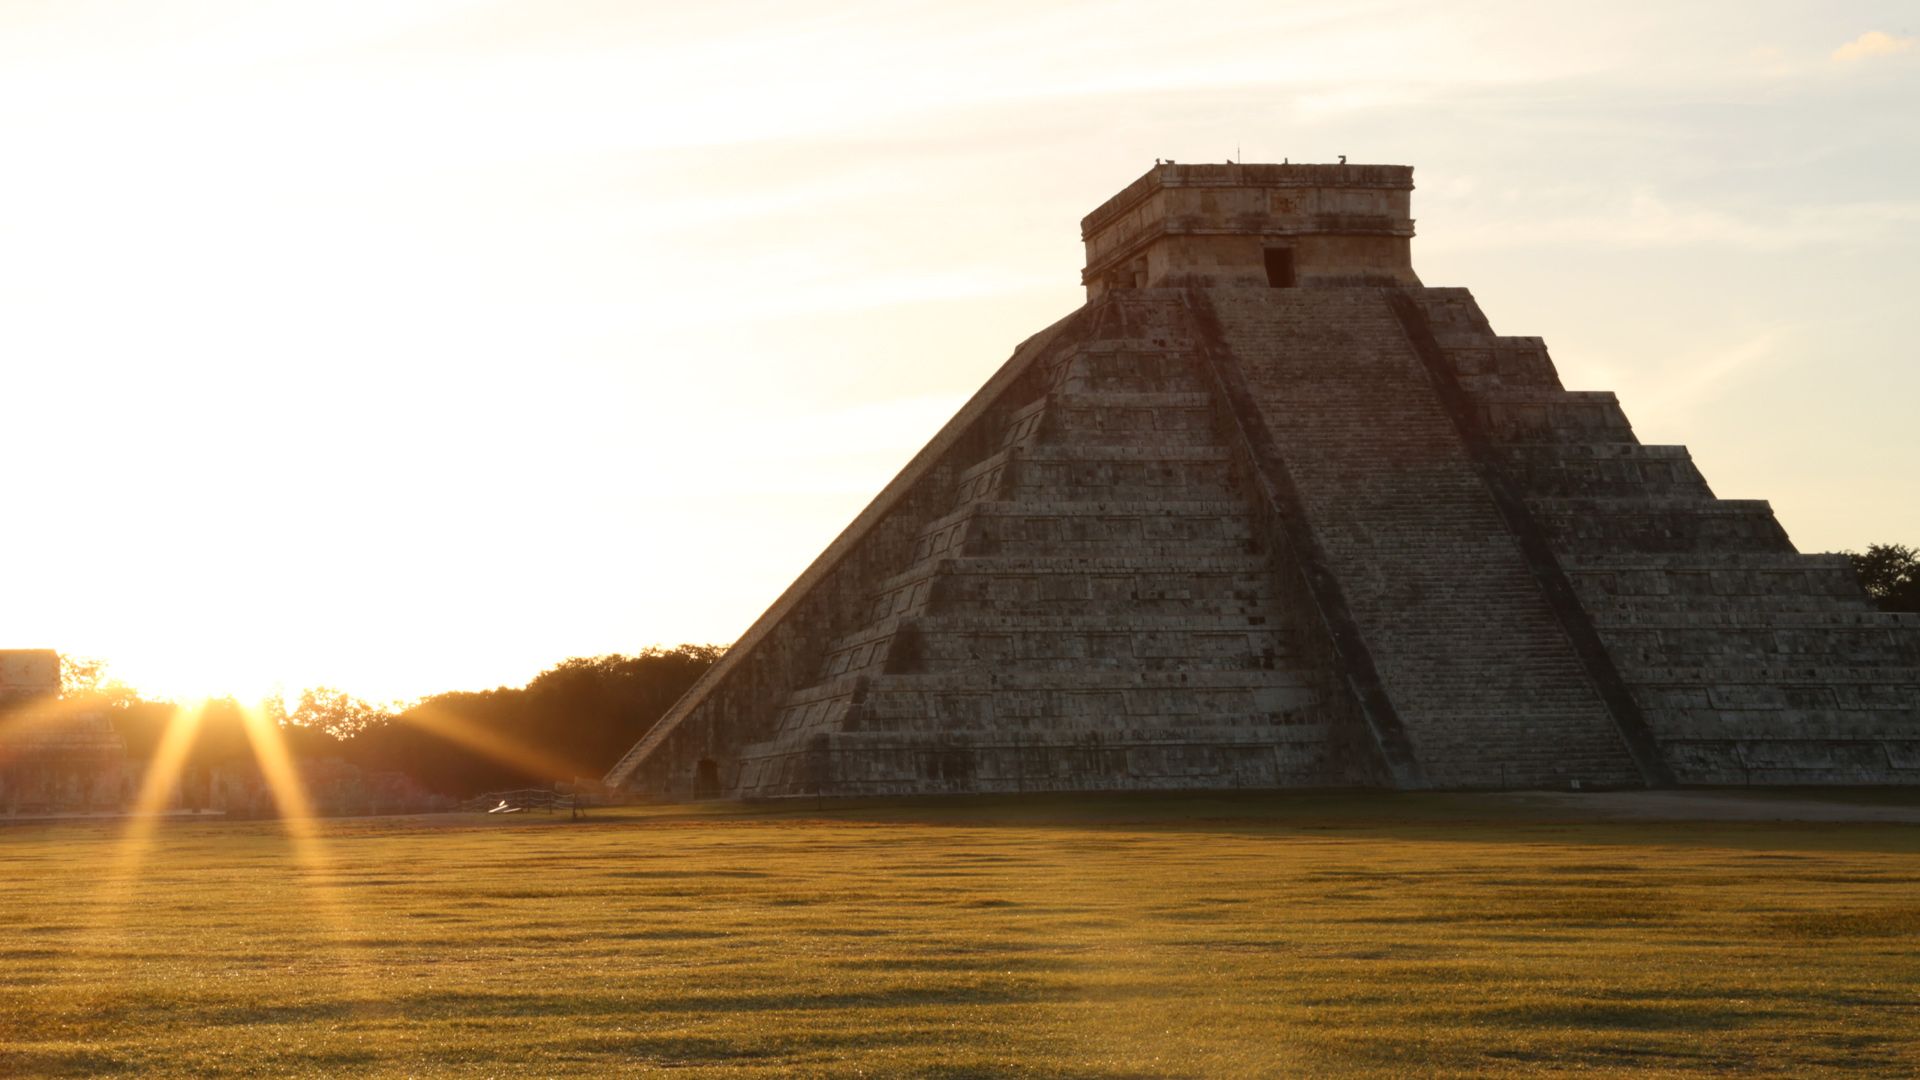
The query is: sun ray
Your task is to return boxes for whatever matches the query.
[234,699,383,1021]
[91,699,207,912]
[237,699,350,914]
[62,699,207,1012]
[239,700,320,824]
[399,701,592,784]
[70,699,377,1024]
[126,701,205,821]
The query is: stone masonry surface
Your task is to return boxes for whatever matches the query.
[605,164,1919,798]
[1201,289,1642,789]
[1407,289,1920,784]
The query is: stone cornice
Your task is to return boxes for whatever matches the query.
[1081,163,1415,240]
[1082,214,1417,284]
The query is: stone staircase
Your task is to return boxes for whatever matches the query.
[730,295,1347,797]
[1407,288,1920,784]
[1200,288,1646,789]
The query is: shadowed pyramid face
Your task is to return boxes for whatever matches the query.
[605,164,1920,801]
[1080,163,1421,299]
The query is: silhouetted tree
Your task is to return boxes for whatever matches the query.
[289,687,393,739]
[1845,544,1920,613]
[337,645,722,796]
[58,655,139,710]
[86,646,722,800]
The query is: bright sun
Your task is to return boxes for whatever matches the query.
[105,654,297,713]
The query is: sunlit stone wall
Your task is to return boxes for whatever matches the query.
[1081,163,1418,298]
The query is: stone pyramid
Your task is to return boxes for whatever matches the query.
[606,163,1920,798]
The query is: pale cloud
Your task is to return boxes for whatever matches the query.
[1831,30,1914,62]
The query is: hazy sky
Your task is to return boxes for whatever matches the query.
[2,1,1914,703]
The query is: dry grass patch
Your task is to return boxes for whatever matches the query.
[0,794,1916,1076]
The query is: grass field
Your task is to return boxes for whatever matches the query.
[2,794,1917,1077]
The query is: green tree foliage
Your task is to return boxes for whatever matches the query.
[334,645,721,796]
[1845,543,1920,613]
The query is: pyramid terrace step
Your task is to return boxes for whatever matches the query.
[768,669,1328,739]
[871,576,1274,618]
[1561,553,1859,572]
[927,578,1268,619]
[960,445,1235,484]
[871,552,1270,598]
[1583,595,1872,614]
[1054,351,1208,395]
[823,612,1292,655]
[1635,682,1920,718]
[1004,446,1238,501]
[1598,626,1920,668]
[913,612,1288,633]
[810,719,1334,743]
[905,645,1288,676]
[1659,741,1917,785]
[1439,336,1563,392]
[1529,496,1792,554]
[1470,389,1634,443]
[777,673,867,709]
[810,639,898,685]
[917,499,1250,533]
[952,445,1239,506]
[1049,391,1213,408]
[864,552,1275,622]
[1496,442,1695,464]
[1644,710,1920,738]
[1537,495,1775,511]
[910,500,1256,563]
[1022,444,1232,463]
[973,499,1252,519]
[1066,336,1197,355]
[1050,348,1204,380]
[1591,610,1920,631]
[858,668,1317,693]
[829,714,1336,737]
[734,728,1338,799]
[769,693,857,739]
[1491,442,1712,499]
[820,613,1299,680]
[1045,391,1221,444]
[951,452,1015,508]
[1000,397,1049,447]
[1617,664,1920,686]
[1563,552,1871,610]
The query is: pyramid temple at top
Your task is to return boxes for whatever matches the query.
[606,163,1920,798]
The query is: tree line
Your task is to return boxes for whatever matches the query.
[1846,544,1920,613]
[71,645,721,798]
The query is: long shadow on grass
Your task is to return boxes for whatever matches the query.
[0,1049,141,1077]
[125,985,1051,1031]
[1477,1001,1773,1032]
